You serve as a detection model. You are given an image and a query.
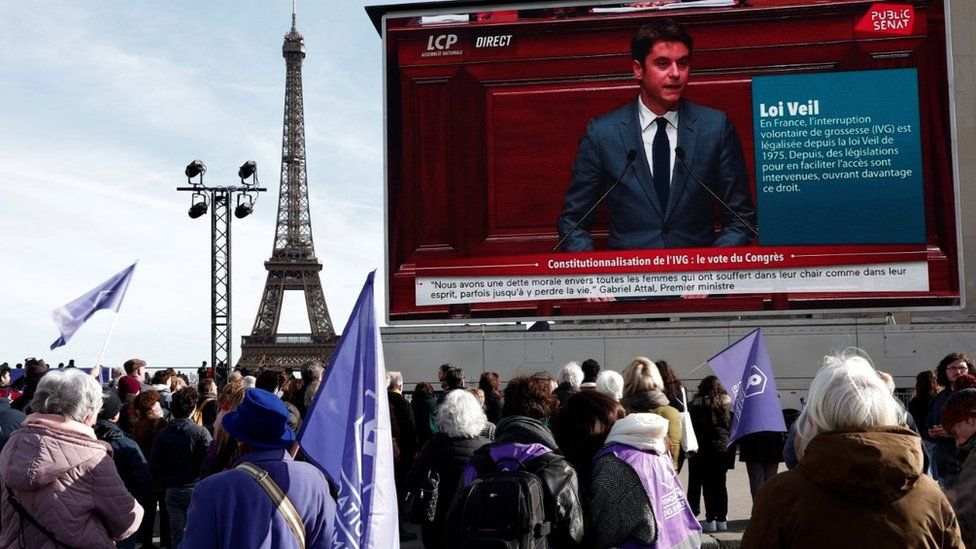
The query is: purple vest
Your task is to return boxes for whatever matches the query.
[595,443,702,549]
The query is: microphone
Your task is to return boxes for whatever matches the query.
[674,146,759,239]
[552,150,638,253]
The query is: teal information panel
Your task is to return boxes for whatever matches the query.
[752,69,924,245]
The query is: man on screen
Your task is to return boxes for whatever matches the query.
[557,19,756,251]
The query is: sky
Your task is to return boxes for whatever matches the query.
[0,1,426,368]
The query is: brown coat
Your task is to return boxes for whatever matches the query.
[743,426,963,549]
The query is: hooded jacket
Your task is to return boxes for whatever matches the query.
[621,390,681,469]
[742,426,963,549]
[0,414,144,548]
[466,416,585,548]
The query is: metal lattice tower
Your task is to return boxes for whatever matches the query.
[238,5,337,371]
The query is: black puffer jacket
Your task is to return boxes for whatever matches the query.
[466,415,585,548]
[407,432,488,526]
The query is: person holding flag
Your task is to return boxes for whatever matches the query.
[687,376,735,533]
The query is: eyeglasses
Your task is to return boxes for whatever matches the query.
[947,365,969,372]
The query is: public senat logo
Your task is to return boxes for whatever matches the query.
[422,34,462,57]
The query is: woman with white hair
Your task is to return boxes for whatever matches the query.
[596,370,625,401]
[742,350,963,548]
[0,368,144,547]
[621,357,682,469]
[554,361,584,403]
[406,389,489,549]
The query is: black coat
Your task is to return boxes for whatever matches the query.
[737,431,786,463]
[484,389,504,425]
[95,418,153,503]
[388,391,417,460]
[411,392,437,447]
[466,416,585,548]
[406,433,488,526]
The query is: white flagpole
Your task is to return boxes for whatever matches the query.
[93,313,120,371]
[685,360,710,378]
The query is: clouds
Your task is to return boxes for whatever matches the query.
[0,1,400,366]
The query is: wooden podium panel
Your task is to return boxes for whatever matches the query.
[379,0,956,321]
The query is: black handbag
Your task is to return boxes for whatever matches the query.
[404,468,440,524]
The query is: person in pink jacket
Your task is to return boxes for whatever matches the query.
[0,368,143,548]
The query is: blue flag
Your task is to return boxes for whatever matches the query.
[50,262,136,350]
[708,328,786,446]
[298,271,398,549]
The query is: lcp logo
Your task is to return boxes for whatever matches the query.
[427,34,458,51]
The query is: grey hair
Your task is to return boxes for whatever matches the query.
[596,370,625,401]
[387,371,403,390]
[795,349,904,460]
[242,376,256,389]
[436,389,487,438]
[31,369,103,423]
[558,362,584,389]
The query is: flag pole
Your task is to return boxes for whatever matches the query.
[685,360,710,378]
[93,314,120,370]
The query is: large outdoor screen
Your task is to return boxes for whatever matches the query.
[371,0,961,323]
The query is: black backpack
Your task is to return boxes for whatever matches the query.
[445,453,555,548]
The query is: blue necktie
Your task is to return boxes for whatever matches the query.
[652,117,670,209]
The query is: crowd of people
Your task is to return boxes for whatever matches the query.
[390,352,976,548]
[0,348,973,548]
[0,358,329,548]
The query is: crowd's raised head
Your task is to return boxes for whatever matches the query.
[478,371,500,393]
[502,374,557,420]
[937,352,976,388]
[623,356,665,397]
[255,369,287,395]
[552,390,625,485]
[596,369,625,401]
[169,386,199,420]
[387,370,404,391]
[444,366,465,391]
[795,350,903,461]
[558,362,584,389]
[32,368,103,424]
[581,358,601,384]
[438,389,487,439]
[123,358,146,377]
[955,374,976,391]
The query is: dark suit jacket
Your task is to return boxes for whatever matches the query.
[557,99,756,251]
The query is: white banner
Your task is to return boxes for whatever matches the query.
[416,261,929,305]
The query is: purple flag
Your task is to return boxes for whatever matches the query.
[298,271,398,548]
[50,262,136,350]
[708,328,786,446]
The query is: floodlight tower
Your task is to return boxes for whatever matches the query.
[177,161,266,385]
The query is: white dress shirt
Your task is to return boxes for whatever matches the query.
[638,98,679,186]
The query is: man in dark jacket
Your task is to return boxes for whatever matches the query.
[95,391,152,549]
[456,375,584,548]
[387,370,418,542]
[150,387,212,548]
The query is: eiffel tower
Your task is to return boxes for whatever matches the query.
[238,5,337,371]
